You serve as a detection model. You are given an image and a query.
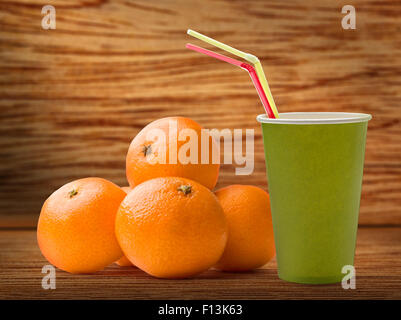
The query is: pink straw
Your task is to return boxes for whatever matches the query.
[186,43,275,118]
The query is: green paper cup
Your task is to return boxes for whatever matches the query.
[257,112,371,284]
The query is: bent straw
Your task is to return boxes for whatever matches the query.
[186,43,275,118]
[187,29,279,118]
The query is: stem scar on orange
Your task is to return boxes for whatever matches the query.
[126,117,220,190]
[37,177,126,274]
[115,177,228,279]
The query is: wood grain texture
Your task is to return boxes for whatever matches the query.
[0,0,400,225]
[0,227,400,299]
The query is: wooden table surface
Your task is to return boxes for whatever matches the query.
[1,227,400,300]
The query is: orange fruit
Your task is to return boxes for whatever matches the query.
[115,256,134,267]
[214,185,275,271]
[115,186,135,267]
[126,117,219,190]
[115,177,228,278]
[37,177,125,274]
[121,186,131,194]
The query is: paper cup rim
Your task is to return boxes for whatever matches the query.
[257,112,372,124]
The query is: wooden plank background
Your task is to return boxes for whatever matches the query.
[1,0,400,227]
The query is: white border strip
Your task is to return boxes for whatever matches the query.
[257,112,372,124]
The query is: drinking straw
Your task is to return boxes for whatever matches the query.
[186,43,275,118]
[187,29,279,118]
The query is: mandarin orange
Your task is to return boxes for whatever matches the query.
[115,177,228,278]
[37,177,125,274]
[115,255,135,267]
[214,185,275,271]
[126,117,219,190]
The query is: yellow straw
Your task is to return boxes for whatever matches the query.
[187,29,279,118]
[253,63,278,118]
